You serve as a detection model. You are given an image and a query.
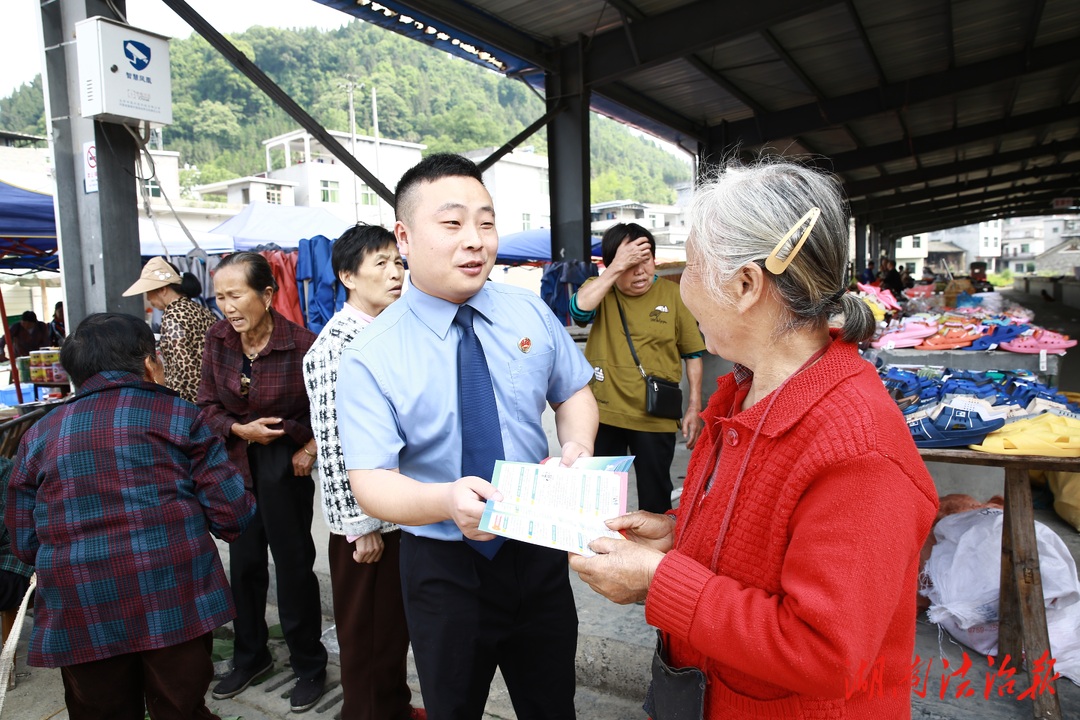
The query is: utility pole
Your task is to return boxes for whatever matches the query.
[372,86,383,225]
[339,75,362,223]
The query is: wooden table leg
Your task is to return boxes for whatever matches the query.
[1001,466,1063,719]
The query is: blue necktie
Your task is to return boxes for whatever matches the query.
[455,304,506,559]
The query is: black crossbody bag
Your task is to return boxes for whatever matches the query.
[643,631,707,720]
[614,295,683,420]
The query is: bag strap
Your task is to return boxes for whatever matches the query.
[613,294,648,380]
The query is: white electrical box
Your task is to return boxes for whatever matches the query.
[76,16,173,126]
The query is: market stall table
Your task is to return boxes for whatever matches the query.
[919,448,1073,720]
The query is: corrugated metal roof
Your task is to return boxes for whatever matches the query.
[316,0,1080,237]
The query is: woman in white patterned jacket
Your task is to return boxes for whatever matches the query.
[302,224,425,720]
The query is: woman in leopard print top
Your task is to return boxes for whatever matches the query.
[123,257,215,402]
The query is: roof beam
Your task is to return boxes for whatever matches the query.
[823,102,1080,173]
[710,38,1078,146]
[881,204,1065,239]
[850,161,1080,214]
[843,0,886,86]
[870,186,1073,228]
[843,138,1080,198]
[571,0,837,87]
[593,83,708,143]
[685,55,765,114]
[863,177,1079,224]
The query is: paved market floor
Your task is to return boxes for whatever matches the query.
[3,287,1079,719]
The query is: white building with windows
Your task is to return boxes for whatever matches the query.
[462,147,550,238]
[893,232,930,274]
[1001,216,1077,273]
[193,175,298,209]
[260,129,425,227]
[590,200,688,247]
[895,220,1003,274]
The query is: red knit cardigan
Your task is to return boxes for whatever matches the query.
[646,334,939,719]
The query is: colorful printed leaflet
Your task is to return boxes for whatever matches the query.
[478,457,631,556]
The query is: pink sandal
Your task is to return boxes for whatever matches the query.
[1000,329,1077,355]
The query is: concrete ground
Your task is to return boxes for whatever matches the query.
[3,287,1080,719]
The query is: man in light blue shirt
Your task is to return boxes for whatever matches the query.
[337,153,597,720]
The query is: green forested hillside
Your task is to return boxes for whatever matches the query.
[1,22,689,202]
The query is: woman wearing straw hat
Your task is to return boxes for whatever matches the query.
[123,257,215,403]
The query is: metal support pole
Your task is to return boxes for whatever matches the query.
[546,44,591,263]
[42,0,143,331]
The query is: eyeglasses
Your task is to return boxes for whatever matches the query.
[764,207,820,275]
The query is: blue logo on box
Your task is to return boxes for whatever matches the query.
[124,40,151,71]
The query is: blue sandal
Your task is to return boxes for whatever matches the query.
[907,406,1005,448]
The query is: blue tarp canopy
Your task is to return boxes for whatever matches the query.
[496,228,602,265]
[0,180,58,271]
[211,204,351,251]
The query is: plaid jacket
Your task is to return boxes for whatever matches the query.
[0,458,33,580]
[5,371,254,668]
[197,308,316,484]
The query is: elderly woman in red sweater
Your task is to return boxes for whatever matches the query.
[570,159,939,720]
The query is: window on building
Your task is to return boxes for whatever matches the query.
[360,185,378,206]
[321,180,339,203]
[1027,263,1036,273]
[522,213,532,231]
[606,211,616,220]
[912,236,921,249]
[1053,227,1060,233]
[143,178,161,198]
[1015,261,1025,272]
[905,263,915,272]
[1021,243,1030,253]
[241,188,250,204]
[266,185,282,204]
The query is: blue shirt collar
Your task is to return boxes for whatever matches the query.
[405,278,497,339]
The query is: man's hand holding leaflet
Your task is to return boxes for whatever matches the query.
[478,456,632,556]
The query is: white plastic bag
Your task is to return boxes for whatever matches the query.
[921,508,1080,683]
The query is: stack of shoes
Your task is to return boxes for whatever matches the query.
[880,367,1080,450]
[962,323,1028,351]
[870,320,938,349]
[906,404,1005,448]
[915,326,983,350]
[863,300,1066,354]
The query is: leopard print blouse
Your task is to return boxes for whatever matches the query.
[160,296,216,403]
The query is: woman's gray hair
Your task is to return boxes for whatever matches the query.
[688,158,875,344]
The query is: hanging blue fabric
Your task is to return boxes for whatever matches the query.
[541,259,598,326]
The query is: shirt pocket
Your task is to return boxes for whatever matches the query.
[508,349,553,422]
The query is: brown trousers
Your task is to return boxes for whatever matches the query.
[59,633,218,720]
[329,530,413,720]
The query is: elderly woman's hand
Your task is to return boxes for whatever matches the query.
[569,536,665,604]
[292,444,316,477]
[606,511,677,553]
[233,417,285,445]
